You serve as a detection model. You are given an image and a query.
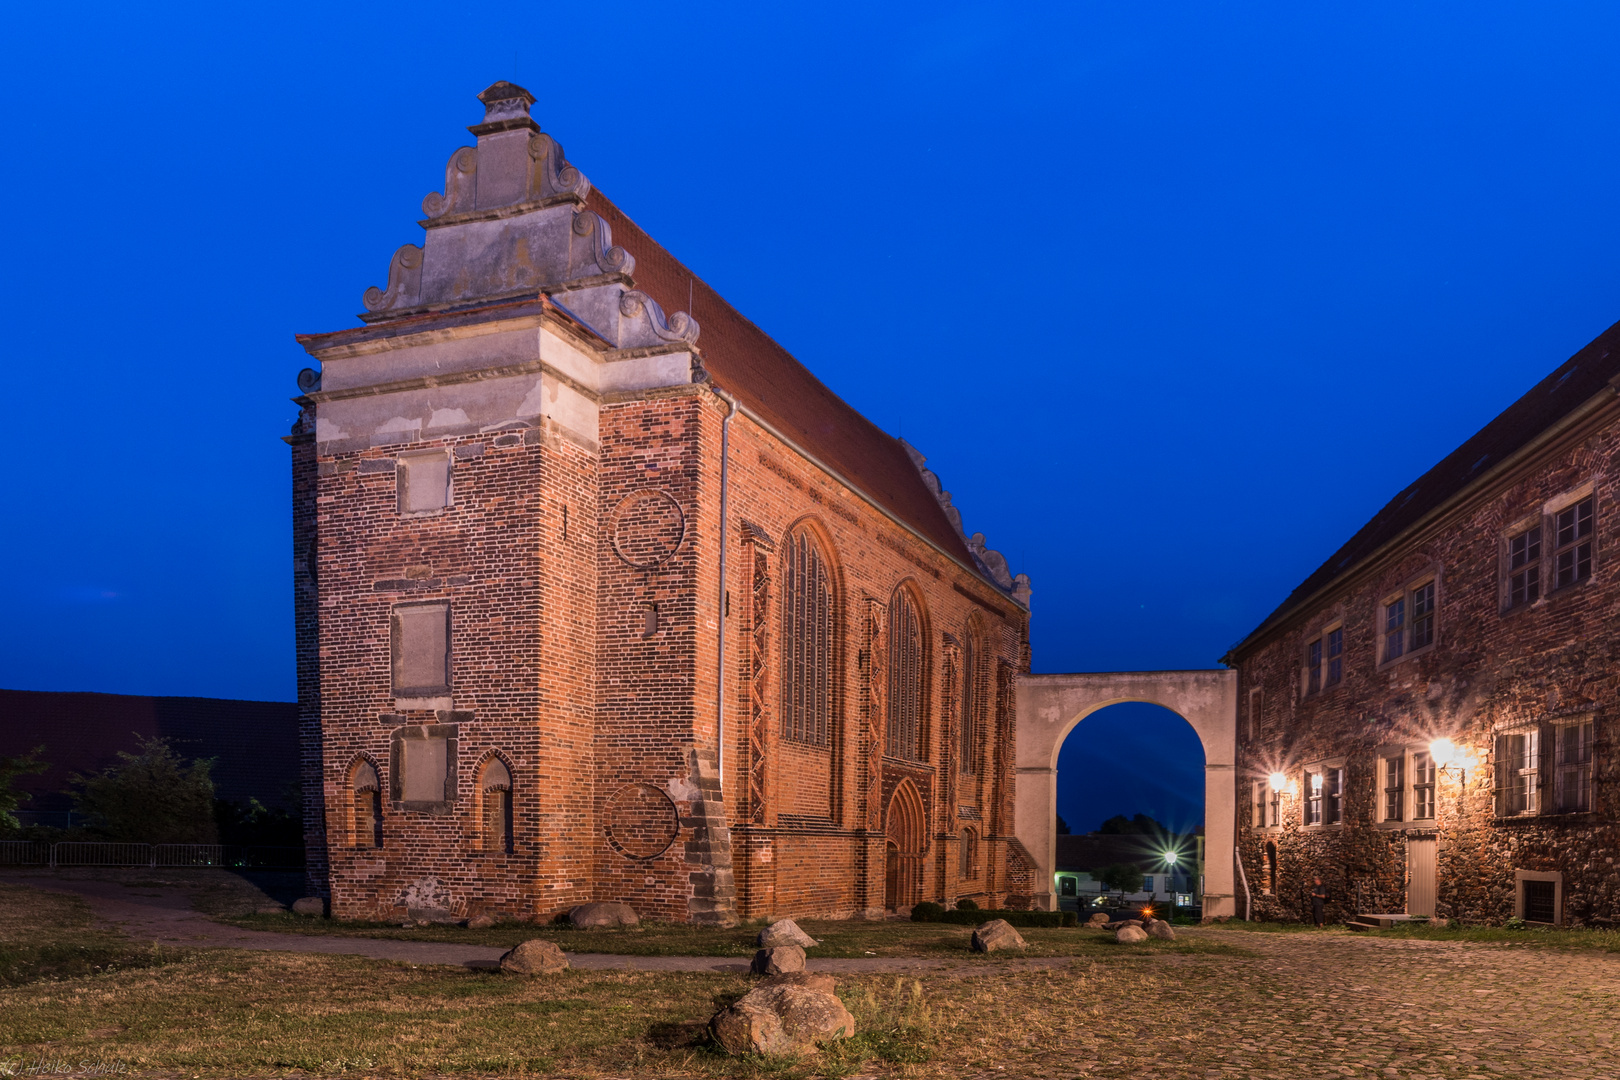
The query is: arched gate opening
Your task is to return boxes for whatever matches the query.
[1015,670,1237,919]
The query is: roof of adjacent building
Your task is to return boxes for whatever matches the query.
[583,190,983,575]
[0,688,299,812]
[1229,316,1620,659]
[1055,833,1190,873]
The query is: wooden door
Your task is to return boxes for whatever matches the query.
[884,842,899,909]
[1407,838,1437,916]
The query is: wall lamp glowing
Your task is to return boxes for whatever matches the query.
[1268,771,1287,791]
[1429,737,1475,785]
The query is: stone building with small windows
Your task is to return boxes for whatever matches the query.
[1226,319,1620,927]
[288,82,1032,925]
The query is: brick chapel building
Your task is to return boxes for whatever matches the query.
[288,82,1033,925]
[1227,319,1620,927]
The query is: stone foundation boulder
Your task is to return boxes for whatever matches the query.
[499,939,569,975]
[758,918,818,948]
[751,945,806,975]
[711,977,855,1056]
[1115,924,1149,944]
[1145,918,1175,941]
[466,914,496,930]
[569,901,639,928]
[971,918,1027,953]
[291,897,325,917]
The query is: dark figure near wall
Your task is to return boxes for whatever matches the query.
[1311,877,1328,927]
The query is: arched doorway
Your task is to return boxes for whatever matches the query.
[1015,670,1237,918]
[884,778,926,910]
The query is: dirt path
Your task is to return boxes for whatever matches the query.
[7,873,1052,974]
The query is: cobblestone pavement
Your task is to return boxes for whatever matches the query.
[1048,927,1620,1080]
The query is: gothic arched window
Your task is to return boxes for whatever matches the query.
[481,758,513,854]
[350,760,382,849]
[960,627,982,775]
[887,587,925,762]
[781,530,833,746]
[959,825,978,880]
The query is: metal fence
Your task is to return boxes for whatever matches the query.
[0,841,303,869]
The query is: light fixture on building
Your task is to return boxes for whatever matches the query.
[1430,737,1474,784]
[1268,771,1287,792]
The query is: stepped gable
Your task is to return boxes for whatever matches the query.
[1234,316,1620,654]
[583,190,983,578]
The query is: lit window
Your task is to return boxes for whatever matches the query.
[1497,731,1540,816]
[1304,771,1323,825]
[1383,755,1405,822]
[1412,751,1435,820]
[1554,497,1594,589]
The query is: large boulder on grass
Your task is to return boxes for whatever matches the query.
[291,897,325,916]
[971,918,1027,953]
[711,978,855,1056]
[751,945,806,976]
[1115,924,1149,944]
[1086,912,1110,927]
[758,918,818,948]
[568,901,639,928]
[499,939,569,975]
[1145,918,1176,940]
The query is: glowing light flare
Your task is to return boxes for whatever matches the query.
[1429,737,1457,769]
[1268,771,1287,791]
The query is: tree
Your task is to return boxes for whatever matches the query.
[71,737,218,843]
[1055,814,1071,835]
[0,747,48,831]
[1097,862,1145,900]
[1098,812,1165,836]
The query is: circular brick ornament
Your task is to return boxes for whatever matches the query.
[604,783,680,860]
[611,490,685,568]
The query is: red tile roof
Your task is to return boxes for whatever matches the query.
[1230,317,1620,659]
[585,191,982,574]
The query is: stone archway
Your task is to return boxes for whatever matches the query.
[1015,670,1237,918]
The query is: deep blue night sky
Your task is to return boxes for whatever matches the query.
[6,3,1620,831]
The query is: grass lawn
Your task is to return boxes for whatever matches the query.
[0,881,1245,1078]
[222,910,1250,960]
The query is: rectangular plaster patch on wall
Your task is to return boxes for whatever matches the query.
[398,451,452,513]
[390,724,459,814]
[392,602,451,700]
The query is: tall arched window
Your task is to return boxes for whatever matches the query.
[959,628,980,775]
[481,758,513,854]
[887,587,925,762]
[350,760,382,849]
[781,530,833,746]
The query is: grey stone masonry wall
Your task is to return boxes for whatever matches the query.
[1234,394,1620,927]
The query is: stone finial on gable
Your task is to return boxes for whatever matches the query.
[358,82,700,350]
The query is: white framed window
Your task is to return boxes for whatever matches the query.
[1381,753,1405,822]
[1253,779,1279,829]
[1506,523,1542,609]
[1302,625,1343,697]
[1553,718,1594,813]
[1553,496,1595,589]
[1495,729,1540,816]
[1380,577,1437,665]
[1412,751,1436,820]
